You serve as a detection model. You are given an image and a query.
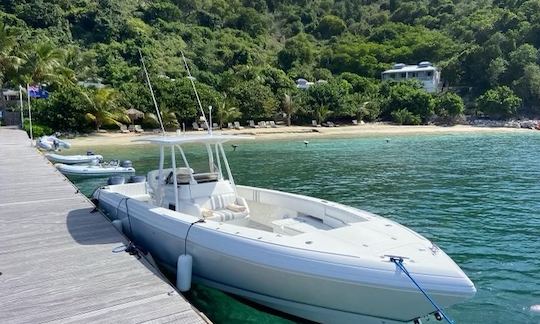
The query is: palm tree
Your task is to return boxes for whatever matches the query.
[84,88,130,131]
[0,22,21,110]
[20,40,65,85]
[59,46,95,85]
[143,109,180,130]
[282,93,296,126]
[216,101,242,128]
[313,105,332,125]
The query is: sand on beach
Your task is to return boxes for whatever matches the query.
[67,124,534,148]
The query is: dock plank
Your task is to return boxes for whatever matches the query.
[0,128,208,324]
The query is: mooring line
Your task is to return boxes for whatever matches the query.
[390,257,454,324]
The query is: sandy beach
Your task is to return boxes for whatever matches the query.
[68,124,535,148]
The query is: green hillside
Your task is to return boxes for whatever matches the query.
[1,0,539,131]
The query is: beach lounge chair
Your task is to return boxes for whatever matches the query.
[249,120,259,128]
[312,120,321,127]
[352,119,358,125]
[134,125,144,133]
[193,122,203,131]
[234,121,244,130]
[119,124,130,133]
[227,122,233,129]
[213,123,219,129]
[269,121,278,128]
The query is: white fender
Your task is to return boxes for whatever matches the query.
[176,254,192,292]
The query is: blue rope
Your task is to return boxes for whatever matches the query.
[390,257,454,324]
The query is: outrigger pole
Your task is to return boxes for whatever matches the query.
[139,49,166,135]
[180,51,210,134]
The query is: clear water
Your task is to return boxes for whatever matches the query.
[70,132,540,324]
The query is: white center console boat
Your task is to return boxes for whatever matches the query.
[93,134,475,324]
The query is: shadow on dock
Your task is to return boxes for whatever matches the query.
[66,207,123,245]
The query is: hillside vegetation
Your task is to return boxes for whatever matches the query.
[1,0,540,131]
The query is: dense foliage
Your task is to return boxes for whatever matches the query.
[2,0,540,131]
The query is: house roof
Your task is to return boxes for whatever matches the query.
[382,65,437,74]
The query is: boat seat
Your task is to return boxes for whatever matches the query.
[272,215,332,235]
[195,194,250,222]
[166,171,219,185]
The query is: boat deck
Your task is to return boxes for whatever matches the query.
[0,128,208,323]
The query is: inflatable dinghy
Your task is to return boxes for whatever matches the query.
[45,152,103,165]
[37,135,71,151]
[56,160,135,177]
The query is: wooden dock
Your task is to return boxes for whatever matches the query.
[0,128,209,324]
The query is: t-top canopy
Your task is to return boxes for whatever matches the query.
[133,134,254,145]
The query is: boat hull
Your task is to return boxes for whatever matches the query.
[96,191,475,323]
[56,163,135,176]
[45,153,103,164]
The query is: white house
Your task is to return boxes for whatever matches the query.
[381,61,441,93]
[2,89,19,103]
[296,78,327,90]
[77,79,106,89]
[296,78,314,89]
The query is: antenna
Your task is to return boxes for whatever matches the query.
[139,49,165,135]
[180,51,209,134]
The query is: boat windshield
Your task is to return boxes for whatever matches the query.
[156,141,235,186]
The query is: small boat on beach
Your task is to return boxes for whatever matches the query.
[36,135,71,151]
[45,152,103,165]
[56,160,135,177]
[92,134,476,324]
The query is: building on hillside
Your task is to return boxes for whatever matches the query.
[78,79,106,89]
[2,89,19,104]
[1,89,22,125]
[296,78,327,90]
[381,61,441,93]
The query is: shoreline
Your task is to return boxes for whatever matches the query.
[67,124,536,148]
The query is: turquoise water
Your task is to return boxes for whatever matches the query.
[70,132,540,324]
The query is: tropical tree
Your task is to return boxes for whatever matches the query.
[282,93,296,126]
[313,105,332,124]
[476,86,522,119]
[0,22,21,109]
[277,33,316,70]
[300,79,352,121]
[84,88,130,130]
[216,101,242,128]
[20,40,66,85]
[57,46,96,86]
[342,93,380,121]
[434,92,464,123]
[143,110,179,130]
[32,84,91,132]
[317,15,347,39]
[391,108,421,125]
[380,81,435,123]
[513,64,540,114]
[228,81,278,119]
